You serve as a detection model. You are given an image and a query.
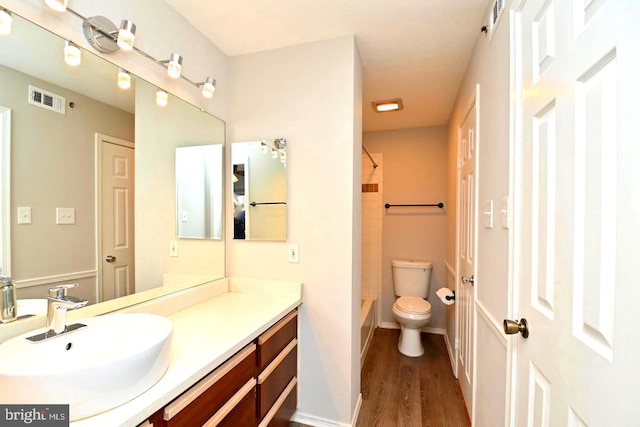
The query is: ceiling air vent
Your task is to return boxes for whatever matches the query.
[28,85,66,114]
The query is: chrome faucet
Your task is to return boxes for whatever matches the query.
[46,284,88,334]
[25,284,88,342]
[0,275,17,323]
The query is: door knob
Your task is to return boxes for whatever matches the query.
[105,255,117,263]
[461,275,474,285]
[503,318,529,338]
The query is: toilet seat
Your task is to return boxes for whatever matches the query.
[394,296,431,314]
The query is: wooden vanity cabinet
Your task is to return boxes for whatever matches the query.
[147,344,256,427]
[256,309,298,427]
[142,308,299,427]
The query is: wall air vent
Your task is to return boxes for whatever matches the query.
[27,85,66,114]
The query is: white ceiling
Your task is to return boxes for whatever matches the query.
[165,0,490,132]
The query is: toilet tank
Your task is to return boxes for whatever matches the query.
[392,260,433,298]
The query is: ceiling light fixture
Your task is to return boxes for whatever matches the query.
[63,40,81,66]
[0,8,12,35]
[117,69,131,89]
[372,98,404,112]
[156,89,168,106]
[198,77,216,98]
[162,53,183,79]
[44,0,68,12]
[116,19,136,51]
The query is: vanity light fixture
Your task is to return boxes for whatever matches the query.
[117,69,131,89]
[40,3,219,100]
[0,8,12,35]
[271,148,278,159]
[63,40,81,66]
[260,142,269,154]
[44,0,68,12]
[372,98,404,112]
[199,77,216,98]
[162,53,183,79]
[116,20,136,51]
[280,153,287,164]
[156,89,168,106]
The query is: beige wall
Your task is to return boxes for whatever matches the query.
[1,65,134,303]
[227,36,362,426]
[446,4,512,425]
[364,126,448,330]
[135,81,225,292]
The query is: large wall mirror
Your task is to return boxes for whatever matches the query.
[0,11,225,325]
[231,139,287,241]
[176,145,223,239]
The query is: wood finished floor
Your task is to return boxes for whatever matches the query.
[290,328,469,427]
[357,328,470,427]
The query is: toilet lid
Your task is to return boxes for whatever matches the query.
[395,296,431,314]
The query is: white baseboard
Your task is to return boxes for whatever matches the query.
[292,394,362,427]
[379,321,445,335]
[444,329,457,376]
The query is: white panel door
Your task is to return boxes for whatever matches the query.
[458,91,478,418]
[511,0,640,425]
[98,134,135,302]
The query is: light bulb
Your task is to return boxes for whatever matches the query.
[0,9,12,35]
[64,41,81,67]
[201,77,216,98]
[44,0,68,12]
[117,20,136,51]
[117,69,131,89]
[261,142,268,154]
[167,53,182,79]
[156,90,168,106]
[271,148,278,159]
[280,153,287,164]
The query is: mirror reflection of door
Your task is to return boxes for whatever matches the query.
[98,134,135,302]
[233,163,247,239]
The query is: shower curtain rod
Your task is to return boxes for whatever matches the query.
[362,145,379,169]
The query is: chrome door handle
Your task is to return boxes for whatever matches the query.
[503,318,529,338]
[105,255,117,263]
[461,275,474,285]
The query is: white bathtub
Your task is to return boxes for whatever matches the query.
[360,297,376,367]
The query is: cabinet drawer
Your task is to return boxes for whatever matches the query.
[258,379,297,427]
[162,344,256,427]
[204,378,257,427]
[257,339,297,419]
[257,310,297,371]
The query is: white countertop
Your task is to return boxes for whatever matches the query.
[71,279,302,427]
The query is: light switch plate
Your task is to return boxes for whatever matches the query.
[501,196,510,229]
[56,207,75,225]
[17,207,32,224]
[169,240,178,257]
[483,200,493,229]
[288,244,299,263]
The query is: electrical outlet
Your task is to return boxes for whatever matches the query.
[169,240,178,257]
[288,244,299,263]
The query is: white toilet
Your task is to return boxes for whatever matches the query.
[391,259,433,357]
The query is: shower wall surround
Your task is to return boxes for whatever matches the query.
[361,153,383,300]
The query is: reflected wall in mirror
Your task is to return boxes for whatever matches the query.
[176,145,223,240]
[0,12,225,321]
[231,139,287,241]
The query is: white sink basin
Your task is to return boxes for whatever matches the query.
[0,313,173,421]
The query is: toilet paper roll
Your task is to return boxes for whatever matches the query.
[436,287,455,305]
